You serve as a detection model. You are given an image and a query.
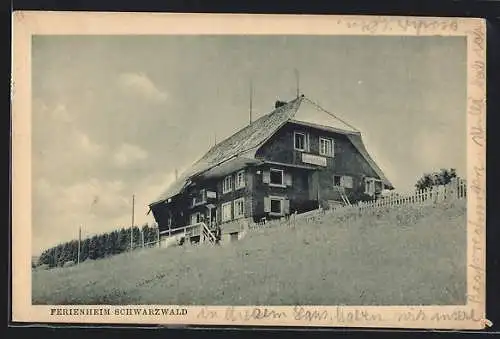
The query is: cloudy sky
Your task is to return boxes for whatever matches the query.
[32,35,467,254]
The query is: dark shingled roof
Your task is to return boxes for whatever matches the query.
[150,95,393,206]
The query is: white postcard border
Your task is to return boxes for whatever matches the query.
[11,12,487,329]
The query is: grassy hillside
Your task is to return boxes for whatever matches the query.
[32,200,467,305]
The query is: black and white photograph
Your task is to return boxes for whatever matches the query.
[11,12,486,329]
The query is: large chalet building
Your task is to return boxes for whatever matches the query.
[148,95,393,243]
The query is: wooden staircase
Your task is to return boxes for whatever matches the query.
[335,186,351,207]
[201,222,217,245]
[169,222,217,245]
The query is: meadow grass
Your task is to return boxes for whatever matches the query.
[32,200,467,305]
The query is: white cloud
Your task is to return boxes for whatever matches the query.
[33,177,131,253]
[31,171,178,255]
[34,100,73,124]
[118,72,168,103]
[74,130,105,158]
[113,143,149,168]
[49,103,74,123]
[32,100,108,180]
[35,177,127,218]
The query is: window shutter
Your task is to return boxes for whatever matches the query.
[284,172,292,186]
[283,199,290,215]
[344,176,353,188]
[262,170,270,184]
[264,197,271,212]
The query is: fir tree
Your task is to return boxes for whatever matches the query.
[88,235,98,260]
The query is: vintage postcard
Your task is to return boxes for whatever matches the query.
[11,12,487,329]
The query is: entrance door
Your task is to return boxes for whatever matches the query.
[210,207,217,226]
[191,212,202,225]
[230,232,239,242]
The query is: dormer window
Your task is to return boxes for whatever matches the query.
[294,132,309,151]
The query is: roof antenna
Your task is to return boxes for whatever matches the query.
[249,78,253,125]
[294,68,300,98]
[214,132,217,146]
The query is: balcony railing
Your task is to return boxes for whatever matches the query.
[191,189,217,207]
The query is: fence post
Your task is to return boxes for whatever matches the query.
[447,177,459,201]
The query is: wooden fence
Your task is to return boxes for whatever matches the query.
[346,178,467,212]
[249,178,467,231]
[154,180,467,240]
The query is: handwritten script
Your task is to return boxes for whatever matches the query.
[466,22,486,309]
[334,16,459,35]
[195,306,484,325]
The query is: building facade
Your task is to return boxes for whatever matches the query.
[148,95,393,240]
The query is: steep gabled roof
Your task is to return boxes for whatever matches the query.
[149,97,303,206]
[292,97,360,134]
[149,95,393,206]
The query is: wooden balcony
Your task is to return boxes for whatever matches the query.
[191,189,217,208]
[159,222,217,245]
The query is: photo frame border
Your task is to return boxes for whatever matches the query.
[10,11,487,330]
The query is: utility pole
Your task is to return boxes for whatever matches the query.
[249,79,253,125]
[77,226,81,264]
[294,69,300,98]
[141,227,144,248]
[130,194,135,250]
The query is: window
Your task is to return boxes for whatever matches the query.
[341,176,353,188]
[235,170,245,189]
[319,137,334,157]
[192,189,206,206]
[233,198,245,219]
[270,168,284,186]
[264,196,290,216]
[221,202,232,222]
[294,132,308,151]
[270,199,282,214]
[333,175,341,186]
[222,175,233,194]
[365,178,382,195]
[334,175,353,188]
[365,178,379,196]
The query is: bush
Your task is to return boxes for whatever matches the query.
[416,168,457,190]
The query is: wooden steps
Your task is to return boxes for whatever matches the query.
[335,186,351,207]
